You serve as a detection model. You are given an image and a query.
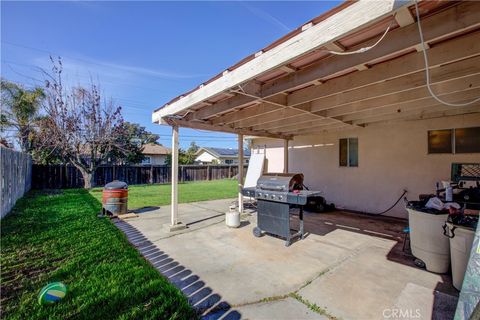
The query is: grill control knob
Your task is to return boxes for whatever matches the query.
[278,196,283,200]
[258,192,262,197]
[265,193,269,198]
[271,195,276,199]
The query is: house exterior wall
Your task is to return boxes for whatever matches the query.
[143,154,167,165]
[196,151,219,164]
[252,114,480,218]
[195,151,250,164]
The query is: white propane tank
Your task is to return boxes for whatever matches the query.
[226,205,240,228]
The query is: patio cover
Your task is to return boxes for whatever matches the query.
[152,0,480,137]
[153,0,480,227]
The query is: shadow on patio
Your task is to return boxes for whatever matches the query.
[115,220,242,320]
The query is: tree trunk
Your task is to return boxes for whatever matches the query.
[71,162,95,189]
[82,171,95,189]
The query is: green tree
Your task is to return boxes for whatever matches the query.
[0,79,45,152]
[107,122,160,164]
[165,141,200,165]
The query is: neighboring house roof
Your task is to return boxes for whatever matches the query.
[142,143,170,155]
[196,147,251,158]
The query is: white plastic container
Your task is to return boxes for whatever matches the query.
[446,222,475,290]
[407,208,450,273]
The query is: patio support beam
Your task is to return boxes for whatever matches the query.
[164,125,185,232]
[283,139,289,173]
[163,117,290,140]
[238,134,244,214]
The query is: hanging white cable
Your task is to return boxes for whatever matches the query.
[414,0,480,107]
[326,23,392,55]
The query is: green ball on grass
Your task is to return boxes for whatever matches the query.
[38,282,67,305]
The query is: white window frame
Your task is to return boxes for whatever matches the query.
[339,137,358,168]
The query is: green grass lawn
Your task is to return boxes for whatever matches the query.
[91,179,238,209]
[0,179,238,320]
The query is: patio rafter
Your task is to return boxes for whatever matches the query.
[160,1,480,129]
[207,30,479,129]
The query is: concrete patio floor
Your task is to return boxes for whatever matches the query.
[115,199,458,320]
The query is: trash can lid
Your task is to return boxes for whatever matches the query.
[448,214,478,230]
[405,201,447,215]
[104,180,128,190]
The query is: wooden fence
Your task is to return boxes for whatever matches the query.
[1,147,32,218]
[32,164,247,189]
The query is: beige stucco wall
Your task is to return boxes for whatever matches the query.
[145,154,167,165]
[253,114,480,218]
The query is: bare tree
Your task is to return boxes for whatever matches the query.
[37,58,129,188]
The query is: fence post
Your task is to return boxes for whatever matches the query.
[207,165,211,181]
[149,165,154,184]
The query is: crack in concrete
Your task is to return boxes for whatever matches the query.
[226,243,372,319]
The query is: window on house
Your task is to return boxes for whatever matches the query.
[339,138,358,167]
[225,159,233,164]
[428,127,480,154]
[455,127,480,153]
[141,156,151,164]
[428,129,453,154]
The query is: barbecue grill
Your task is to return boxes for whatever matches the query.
[243,173,321,246]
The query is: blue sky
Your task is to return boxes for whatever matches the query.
[1,1,341,149]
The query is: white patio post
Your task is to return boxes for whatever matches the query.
[164,125,185,232]
[238,134,244,213]
[283,139,289,173]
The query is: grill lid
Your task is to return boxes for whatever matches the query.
[256,173,304,192]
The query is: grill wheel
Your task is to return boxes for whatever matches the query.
[253,227,263,238]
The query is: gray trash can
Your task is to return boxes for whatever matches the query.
[406,202,450,273]
[102,181,128,217]
[444,215,478,290]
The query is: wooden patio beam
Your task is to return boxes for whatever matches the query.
[163,117,291,140]
[288,30,480,107]
[310,55,480,113]
[394,6,415,28]
[231,90,358,128]
[283,123,352,136]
[341,88,480,123]
[154,1,480,124]
[356,103,480,126]
[232,103,311,129]
[262,1,480,97]
[153,0,399,122]
[319,73,480,118]
[207,31,480,129]
[209,102,278,126]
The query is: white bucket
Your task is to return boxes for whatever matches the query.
[407,208,450,273]
[446,222,475,290]
[226,211,240,228]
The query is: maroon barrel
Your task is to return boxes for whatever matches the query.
[102,181,128,216]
